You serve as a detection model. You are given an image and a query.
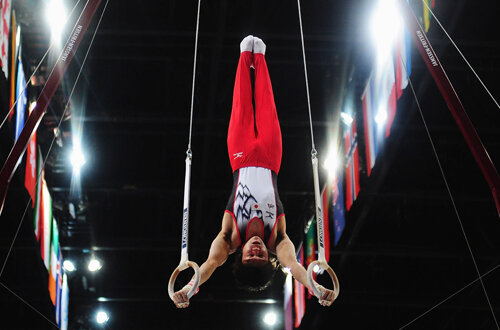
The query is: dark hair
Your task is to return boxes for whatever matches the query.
[232,251,279,292]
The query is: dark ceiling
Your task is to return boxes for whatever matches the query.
[1,0,499,329]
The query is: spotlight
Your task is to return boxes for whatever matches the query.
[340,112,353,125]
[46,0,67,46]
[323,147,339,180]
[63,260,76,272]
[96,311,109,324]
[88,259,102,272]
[263,311,277,326]
[70,140,86,175]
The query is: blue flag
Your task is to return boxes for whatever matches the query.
[333,177,346,246]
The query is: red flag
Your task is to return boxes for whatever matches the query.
[294,246,305,328]
[25,105,37,206]
[320,184,330,262]
[344,117,361,210]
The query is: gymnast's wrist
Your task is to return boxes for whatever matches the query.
[182,280,200,295]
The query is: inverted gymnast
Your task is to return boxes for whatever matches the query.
[173,36,336,308]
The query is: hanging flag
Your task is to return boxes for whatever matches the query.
[305,216,316,298]
[14,59,27,141]
[41,178,52,270]
[284,272,293,330]
[344,117,360,211]
[0,0,11,78]
[320,184,331,262]
[362,75,378,176]
[32,149,43,239]
[294,246,305,328]
[48,218,59,304]
[8,10,19,121]
[25,103,37,207]
[55,247,63,325]
[332,176,346,246]
[380,57,397,138]
[422,0,436,33]
[395,6,412,99]
[60,273,69,330]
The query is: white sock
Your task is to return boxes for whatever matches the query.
[253,36,266,55]
[240,35,254,53]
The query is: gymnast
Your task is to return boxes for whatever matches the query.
[173,36,336,308]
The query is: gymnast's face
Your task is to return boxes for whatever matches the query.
[242,236,269,266]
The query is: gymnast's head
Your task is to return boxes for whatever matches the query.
[232,236,278,292]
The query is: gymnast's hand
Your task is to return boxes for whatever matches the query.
[316,284,336,307]
[173,285,191,308]
[173,280,199,308]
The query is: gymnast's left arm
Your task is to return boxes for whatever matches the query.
[275,232,336,306]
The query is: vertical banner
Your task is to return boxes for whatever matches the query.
[344,117,361,210]
[395,2,412,99]
[8,10,19,121]
[294,246,305,328]
[333,176,346,246]
[362,75,378,176]
[25,103,37,206]
[49,218,59,304]
[305,217,316,298]
[284,273,293,330]
[60,273,69,330]
[320,184,330,262]
[55,247,63,326]
[41,178,52,270]
[0,0,11,78]
[14,60,27,140]
[32,149,42,239]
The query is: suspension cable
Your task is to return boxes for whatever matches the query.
[297,0,316,155]
[187,0,202,154]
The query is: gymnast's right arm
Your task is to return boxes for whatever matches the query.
[172,216,233,308]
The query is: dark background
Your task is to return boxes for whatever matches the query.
[0,0,499,329]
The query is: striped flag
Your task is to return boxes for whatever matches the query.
[25,104,37,207]
[294,246,305,328]
[305,216,316,298]
[362,75,378,176]
[14,58,27,141]
[8,10,19,121]
[60,273,69,330]
[55,248,63,326]
[395,12,412,99]
[344,117,360,210]
[41,178,52,270]
[380,57,397,138]
[33,149,43,239]
[332,176,345,246]
[48,218,59,304]
[320,184,331,262]
[0,0,11,78]
[422,0,436,33]
[284,272,293,330]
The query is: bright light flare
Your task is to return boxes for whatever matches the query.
[340,112,353,125]
[88,258,102,272]
[323,147,339,180]
[46,0,67,46]
[375,106,387,126]
[263,311,277,326]
[63,260,76,272]
[70,140,86,175]
[96,311,109,324]
[370,0,403,66]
